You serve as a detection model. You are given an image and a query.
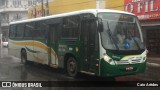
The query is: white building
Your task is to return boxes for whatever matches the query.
[0,0,36,41]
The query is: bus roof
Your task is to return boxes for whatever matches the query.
[10,9,135,25]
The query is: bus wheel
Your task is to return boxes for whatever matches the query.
[21,50,27,64]
[66,57,78,77]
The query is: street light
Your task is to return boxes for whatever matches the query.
[41,0,49,16]
[41,0,44,16]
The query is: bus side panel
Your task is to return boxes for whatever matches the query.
[25,40,35,62]
[47,18,62,67]
[8,39,35,62]
[8,39,20,58]
[32,40,49,64]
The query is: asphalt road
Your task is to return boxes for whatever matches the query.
[0,47,160,90]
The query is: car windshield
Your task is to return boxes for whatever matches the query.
[98,13,145,50]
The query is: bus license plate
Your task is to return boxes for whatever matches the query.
[126,66,133,71]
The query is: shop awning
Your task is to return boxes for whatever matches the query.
[140,20,160,27]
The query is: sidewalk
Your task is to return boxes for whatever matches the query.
[0,47,8,58]
[147,57,160,61]
[147,57,160,67]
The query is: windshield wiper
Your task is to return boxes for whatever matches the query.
[106,21,119,50]
[133,37,141,50]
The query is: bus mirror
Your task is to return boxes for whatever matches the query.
[97,18,104,32]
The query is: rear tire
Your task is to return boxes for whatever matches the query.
[66,57,78,77]
[21,50,27,64]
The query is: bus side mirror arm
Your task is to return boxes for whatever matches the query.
[97,18,104,32]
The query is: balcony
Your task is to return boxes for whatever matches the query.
[1,22,9,27]
[0,7,28,13]
[1,20,9,27]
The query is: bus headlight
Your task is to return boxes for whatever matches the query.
[103,54,115,65]
[142,56,147,63]
[141,50,147,63]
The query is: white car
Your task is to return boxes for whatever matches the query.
[2,41,8,47]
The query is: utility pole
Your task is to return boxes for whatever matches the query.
[41,0,44,16]
[46,0,49,16]
[0,14,2,58]
[33,0,37,18]
[96,0,106,9]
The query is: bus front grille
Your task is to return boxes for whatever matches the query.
[115,59,142,65]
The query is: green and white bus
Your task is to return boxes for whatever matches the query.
[9,9,147,77]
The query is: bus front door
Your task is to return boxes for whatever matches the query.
[81,20,98,74]
[48,24,59,66]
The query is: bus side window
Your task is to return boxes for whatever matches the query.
[48,24,58,43]
[24,22,34,38]
[16,24,24,38]
[9,25,16,38]
[62,16,80,38]
[34,21,47,39]
[46,18,62,40]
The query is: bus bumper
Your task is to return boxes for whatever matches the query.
[100,59,146,77]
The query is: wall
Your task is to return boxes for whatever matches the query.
[9,11,27,22]
[2,0,33,9]
[105,0,124,11]
[28,0,96,18]
[50,0,96,14]
[28,0,127,18]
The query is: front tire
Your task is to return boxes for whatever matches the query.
[21,50,27,64]
[66,57,78,77]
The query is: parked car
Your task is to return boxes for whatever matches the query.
[2,41,8,47]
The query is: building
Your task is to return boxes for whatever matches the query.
[124,0,160,57]
[28,0,107,18]
[106,0,160,57]
[28,0,160,57]
[0,0,36,42]
[105,0,124,10]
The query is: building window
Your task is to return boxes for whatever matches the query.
[12,0,22,8]
[28,0,33,6]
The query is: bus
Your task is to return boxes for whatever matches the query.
[8,9,147,77]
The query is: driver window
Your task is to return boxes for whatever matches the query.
[116,23,126,44]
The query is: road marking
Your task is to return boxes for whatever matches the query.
[147,62,160,67]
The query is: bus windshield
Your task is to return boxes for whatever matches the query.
[98,13,145,50]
